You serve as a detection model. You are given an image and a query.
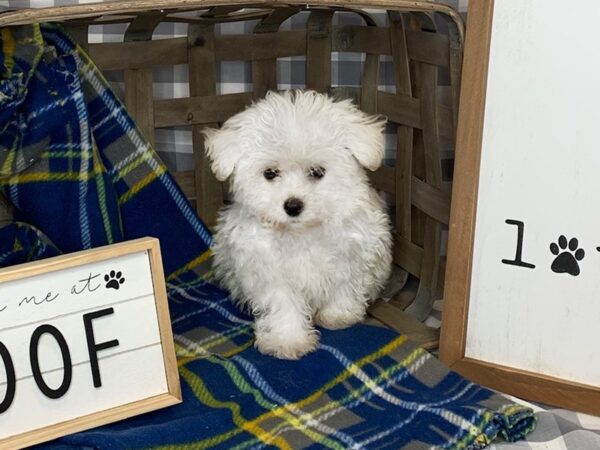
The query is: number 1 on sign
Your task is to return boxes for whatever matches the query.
[502,219,536,269]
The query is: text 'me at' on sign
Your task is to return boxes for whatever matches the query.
[0,237,181,449]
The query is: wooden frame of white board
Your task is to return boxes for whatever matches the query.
[0,237,181,449]
[439,0,600,416]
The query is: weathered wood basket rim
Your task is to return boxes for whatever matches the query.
[0,0,464,42]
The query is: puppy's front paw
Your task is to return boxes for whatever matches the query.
[315,304,366,330]
[255,329,319,360]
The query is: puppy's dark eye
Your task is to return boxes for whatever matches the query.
[263,168,279,181]
[309,166,326,179]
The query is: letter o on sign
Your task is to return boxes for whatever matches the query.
[0,343,16,414]
[29,325,73,399]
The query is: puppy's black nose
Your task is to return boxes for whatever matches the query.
[283,198,304,217]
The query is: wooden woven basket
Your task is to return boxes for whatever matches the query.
[0,0,464,329]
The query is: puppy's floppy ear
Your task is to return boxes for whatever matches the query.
[339,101,387,171]
[202,123,242,181]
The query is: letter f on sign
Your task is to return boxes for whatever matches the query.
[83,308,120,388]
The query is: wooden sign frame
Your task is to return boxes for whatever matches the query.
[439,0,600,416]
[0,237,181,449]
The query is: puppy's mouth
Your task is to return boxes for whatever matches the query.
[288,217,321,227]
[260,215,322,230]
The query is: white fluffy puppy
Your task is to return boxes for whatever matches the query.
[203,90,392,359]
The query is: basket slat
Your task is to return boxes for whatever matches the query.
[90,38,188,70]
[123,16,163,149]
[405,12,443,320]
[393,232,423,278]
[87,28,449,72]
[411,177,450,226]
[188,23,225,227]
[306,10,334,93]
[252,9,296,99]
[377,91,421,130]
[173,170,197,200]
[361,53,380,114]
[154,93,253,128]
[390,12,413,244]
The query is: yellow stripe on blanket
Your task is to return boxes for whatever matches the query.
[0,143,16,176]
[175,335,254,367]
[1,28,16,75]
[180,366,293,450]
[1,171,96,183]
[246,335,408,429]
[260,345,428,443]
[118,164,167,204]
[111,147,157,184]
[210,354,346,449]
[168,335,408,450]
[167,249,213,282]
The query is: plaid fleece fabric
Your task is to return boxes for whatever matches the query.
[0,23,535,449]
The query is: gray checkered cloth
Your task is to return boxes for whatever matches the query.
[2,1,598,449]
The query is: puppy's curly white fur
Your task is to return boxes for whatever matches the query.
[203,90,392,359]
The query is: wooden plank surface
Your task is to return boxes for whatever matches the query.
[306,10,334,93]
[122,15,162,147]
[88,27,451,71]
[411,177,450,226]
[389,12,413,245]
[368,165,395,194]
[393,232,423,278]
[368,301,439,351]
[188,23,223,230]
[217,30,306,60]
[172,170,196,200]
[124,69,155,146]
[377,91,421,129]
[154,93,253,128]
[89,38,188,70]
[360,51,380,114]
[439,0,494,368]
[405,14,443,320]
[251,8,298,99]
[454,358,600,417]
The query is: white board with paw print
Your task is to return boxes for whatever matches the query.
[440,0,600,416]
[0,237,180,449]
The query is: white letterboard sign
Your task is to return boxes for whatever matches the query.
[440,0,600,416]
[0,237,181,449]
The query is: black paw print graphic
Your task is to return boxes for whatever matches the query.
[105,270,125,290]
[550,236,585,276]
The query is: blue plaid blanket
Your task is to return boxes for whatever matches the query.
[0,24,535,449]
